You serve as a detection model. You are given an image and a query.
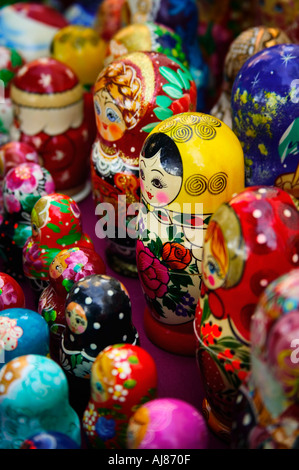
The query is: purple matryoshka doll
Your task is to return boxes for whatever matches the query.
[210,25,291,128]
[0,162,55,278]
[0,308,49,370]
[38,246,106,362]
[0,3,69,62]
[91,51,197,276]
[0,273,25,311]
[231,268,299,449]
[127,398,209,449]
[83,343,158,449]
[136,112,245,356]
[10,58,93,201]
[0,46,25,147]
[194,186,299,442]
[59,274,139,416]
[231,44,299,200]
[0,354,81,449]
[22,193,93,294]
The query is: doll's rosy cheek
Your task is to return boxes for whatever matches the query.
[156,191,169,204]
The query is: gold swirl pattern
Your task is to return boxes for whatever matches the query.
[194,123,216,140]
[179,114,202,125]
[199,115,222,127]
[208,172,228,194]
[185,172,228,196]
[170,124,193,143]
[157,118,178,133]
[185,174,208,196]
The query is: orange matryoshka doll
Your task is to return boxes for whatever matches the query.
[136,112,245,356]
[91,51,197,277]
[194,186,299,442]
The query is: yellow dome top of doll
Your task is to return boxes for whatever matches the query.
[139,112,245,215]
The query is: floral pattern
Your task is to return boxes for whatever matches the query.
[0,317,23,351]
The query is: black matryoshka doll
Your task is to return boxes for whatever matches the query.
[136,112,245,356]
[58,274,139,416]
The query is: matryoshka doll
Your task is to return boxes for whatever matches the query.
[83,343,158,449]
[0,142,39,216]
[22,193,93,294]
[59,274,139,416]
[136,112,244,356]
[210,26,291,128]
[0,308,49,370]
[91,51,197,277]
[10,58,92,200]
[127,398,209,449]
[104,22,188,69]
[0,46,25,146]
[0,3,68,62]
[194,186,299,441]
[0,273,25,311]
[0,162,55,279]
[120,0,209,111]
[0,354,81,449]
[38,246,106,361]
[231,44,299,199]
[231,269,299,449]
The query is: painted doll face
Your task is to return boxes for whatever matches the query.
[94,88,126,142]
[91,354,113,402]
[202,221,228,290]
[65,301,88,334]
[139,149,182,208]
[49,252,68,279]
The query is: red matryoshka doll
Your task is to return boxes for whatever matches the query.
[0,3,68,62]
[194,186,299,442]
[0,162,55,279]
[0,46,25,147]
[231,269,299,449]
[38,246,106,362]
[58,274,139,416]
[83,343,158,449]
[0,272,25,311]
[136,112,244,356]
[0,141,39,216]
[10,58,92,200]
[126,398,209,449]
[91,51,197,277]
[22,193,93,294]
[254,0,299,43]
[210,25,291,128]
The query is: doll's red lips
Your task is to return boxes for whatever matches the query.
[102,123,108,130]
[147,191,153,200]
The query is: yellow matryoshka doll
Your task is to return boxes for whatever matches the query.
[136,112,245,355]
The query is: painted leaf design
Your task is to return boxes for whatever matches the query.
[153,106,173,121]
[142,122,160,133]
[162,83,183,99]
[123,379,137,389]
[156,95,172,108]
[160,66,184,89]
[177,68,191,90]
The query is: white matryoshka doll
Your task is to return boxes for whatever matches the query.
[9,58,92,201]
[136,112,245,356]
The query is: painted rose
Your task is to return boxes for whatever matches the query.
[0,281,18,309]
[162,242,192,270]
[136,240,169,300]
[4,193,21,213]
[6,164,40,192]
[0,317,23,350]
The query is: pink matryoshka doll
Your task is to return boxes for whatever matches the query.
[9,58,93,200]
[83,343,158,449]
[136,112,245,356]
[126,397,209,449]
[0,272,25,311]
[91,51,197,277]
[22,193,93,294]
[38,246,106,361]
[0,46,25,147]
[194,186,299,442]
[231,268,299,449]
[0,141,39,217]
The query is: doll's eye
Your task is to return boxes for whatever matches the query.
[208,261,216,274]
[106,107,120,123]
[95,101,101,115]
[96,382,104,392]
[151,177,166,189]
[32,223,37,232]
[140,168,145,180]
[274,2,283,12]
